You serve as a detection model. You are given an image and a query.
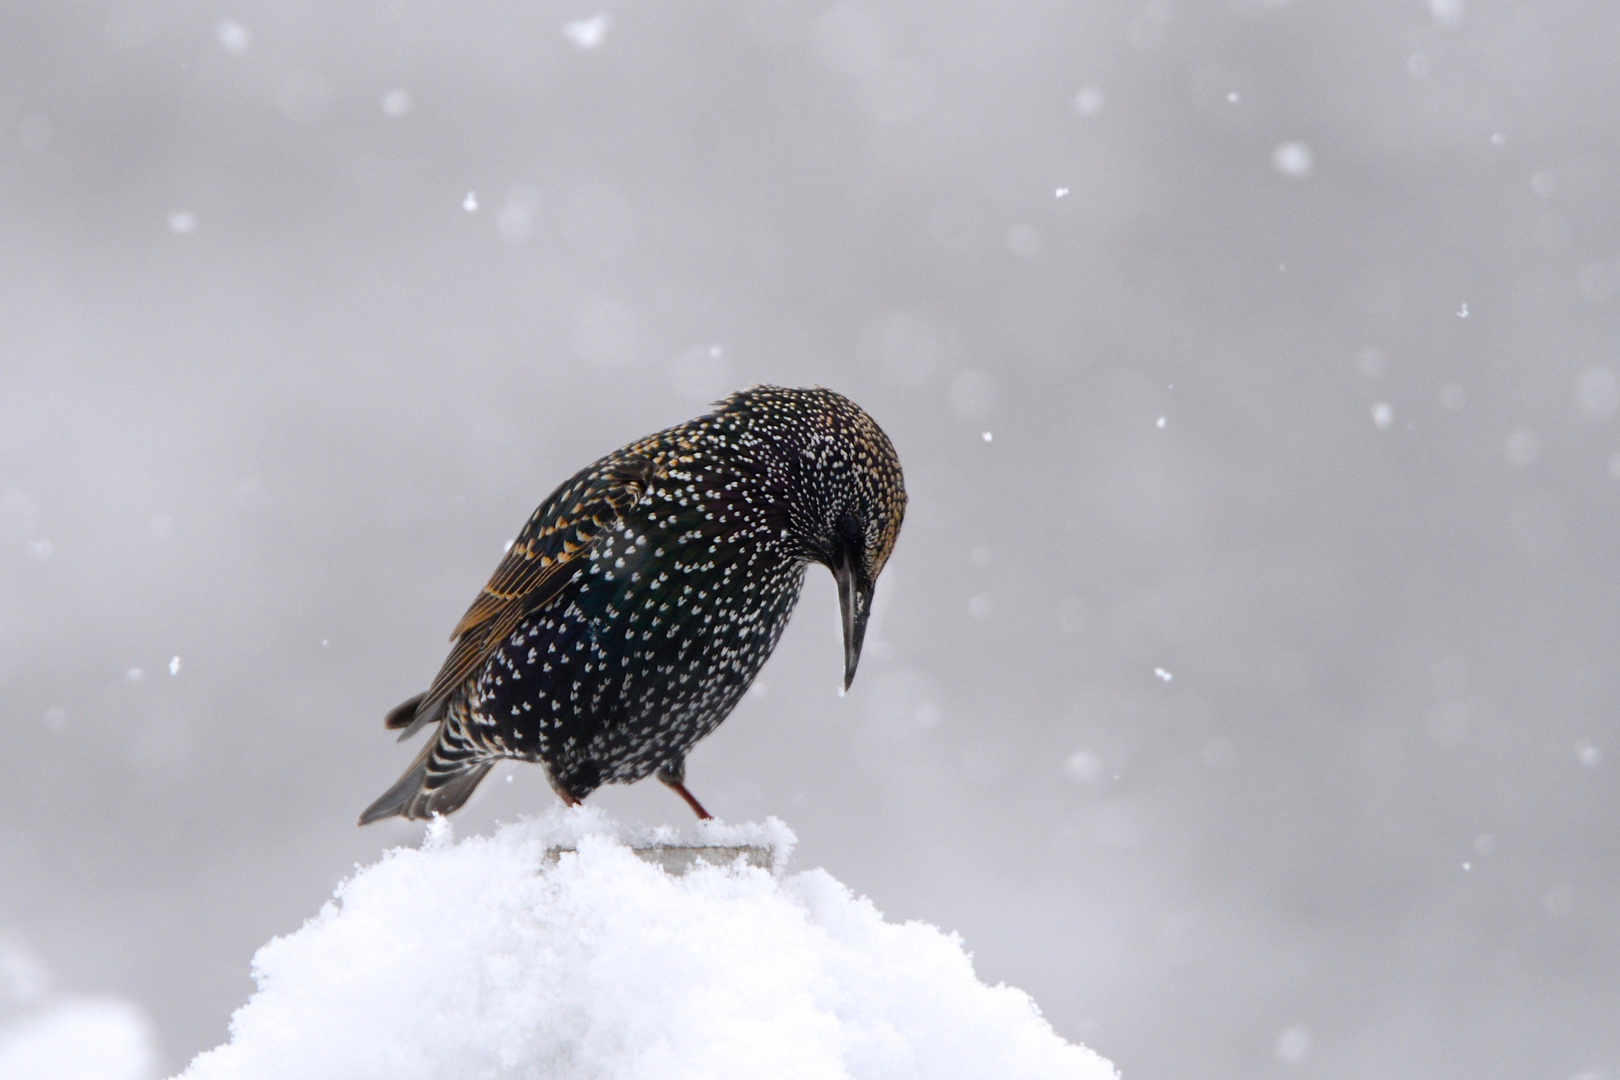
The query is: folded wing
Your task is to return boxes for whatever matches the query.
[389,455,657,741]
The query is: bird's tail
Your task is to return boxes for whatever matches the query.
[358,705,496,825]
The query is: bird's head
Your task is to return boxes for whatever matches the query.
[722,386,906,690]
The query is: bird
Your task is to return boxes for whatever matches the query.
[360,386,906,825]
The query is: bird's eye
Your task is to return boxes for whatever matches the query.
[836,513,863,545]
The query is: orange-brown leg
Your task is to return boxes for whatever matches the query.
[552,786,581,808]
[660,776,713,820]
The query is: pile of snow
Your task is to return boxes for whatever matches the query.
[0,996,158,1080]
[178,810,1115,1080]
[0,935,158,1080]
[0,933,158,1080]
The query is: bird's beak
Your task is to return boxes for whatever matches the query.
[832,551,873,692]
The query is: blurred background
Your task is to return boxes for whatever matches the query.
[2,0,1618,1077]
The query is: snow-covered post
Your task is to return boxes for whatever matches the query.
[175,809,1117,1080]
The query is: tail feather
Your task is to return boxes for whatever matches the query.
[383,693,426,730]
[385,691,448,743]
[358,717,496,825]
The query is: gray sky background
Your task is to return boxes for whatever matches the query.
[3,1,1618,1077]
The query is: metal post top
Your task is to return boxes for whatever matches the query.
[543,843,777,876]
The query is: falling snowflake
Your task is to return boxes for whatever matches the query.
[563,14,610,50]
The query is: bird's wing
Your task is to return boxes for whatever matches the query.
[391,454,657,740]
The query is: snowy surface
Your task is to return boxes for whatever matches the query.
[176,810,1114,1080]
[0,995,158,1080]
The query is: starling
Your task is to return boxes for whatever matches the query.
[360,386,906,824]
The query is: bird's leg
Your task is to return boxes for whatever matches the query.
[664,778,713,820]
[551,784,581,808]
[655,762,712,820]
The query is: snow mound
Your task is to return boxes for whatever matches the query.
[177,809,1115,1080]
[0,995,158,1080]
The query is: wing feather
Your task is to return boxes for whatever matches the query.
[392,454,656,740]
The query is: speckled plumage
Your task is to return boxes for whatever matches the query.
[360,386,906,824]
